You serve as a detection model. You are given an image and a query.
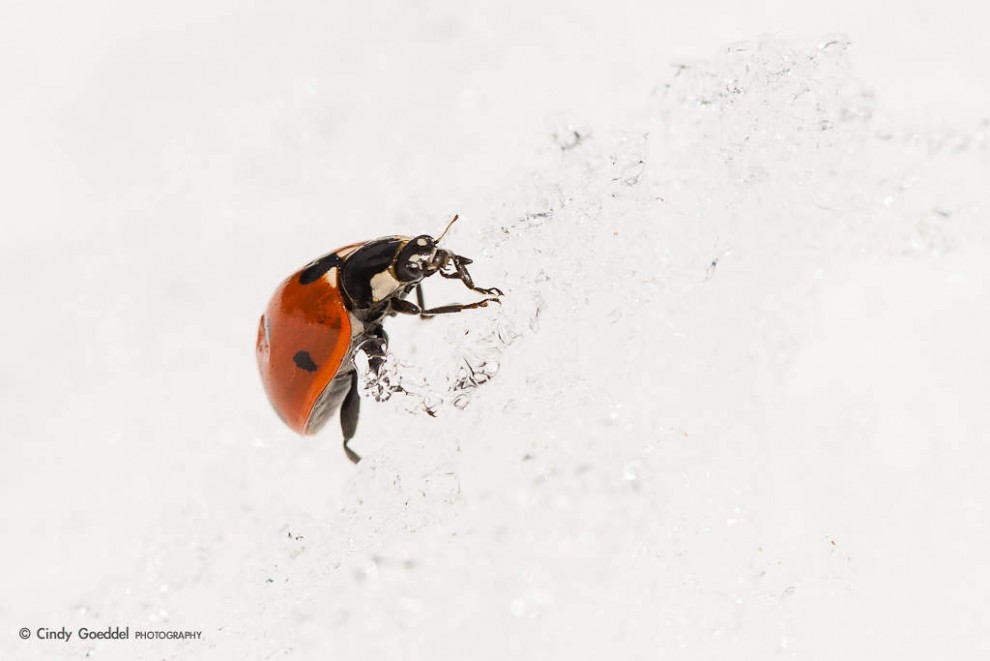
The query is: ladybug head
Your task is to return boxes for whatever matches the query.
[394,235,448,282]
[393,212,463,283]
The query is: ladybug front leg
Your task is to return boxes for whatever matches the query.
[441,255,504,298]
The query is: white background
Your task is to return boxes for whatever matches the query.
[2,1,989,659]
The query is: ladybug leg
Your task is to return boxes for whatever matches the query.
[354,326,404,400]
[420,257,503,315]
[441,255,504,298]
[419,298,500,317]
[355,327,390,378]
[340,371,362,464]
[342,328,391,464]
[413,284,440,322]
[389,298,421,315]
[390,296,500,317]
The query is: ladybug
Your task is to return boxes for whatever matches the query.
[256,216,502,463]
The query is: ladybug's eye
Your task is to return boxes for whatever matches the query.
[406,261,422,274]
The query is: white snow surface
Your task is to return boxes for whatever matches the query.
[2,3,990,660]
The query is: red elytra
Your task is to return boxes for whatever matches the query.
[256,261,351,434]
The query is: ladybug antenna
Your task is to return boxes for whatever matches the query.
[436,214,459,243]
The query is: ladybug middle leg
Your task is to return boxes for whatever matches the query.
[390,296,500,317]
[416,283,426,310]
[418,299,500,317]
[395,264,502,318]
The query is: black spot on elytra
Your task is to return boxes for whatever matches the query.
[298,253,343,285]
[292,350,318,372]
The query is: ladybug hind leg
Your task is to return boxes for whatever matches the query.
[341,327,393,464]
[340,370,362,464]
